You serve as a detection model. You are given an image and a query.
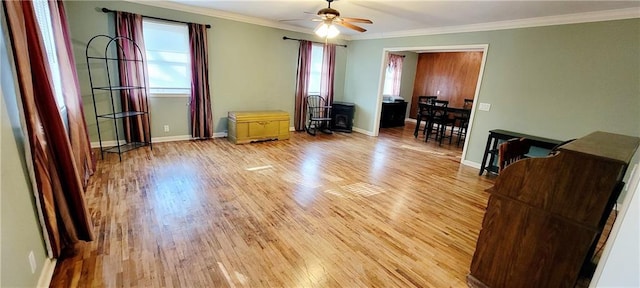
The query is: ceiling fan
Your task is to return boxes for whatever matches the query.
[311,0,373,38]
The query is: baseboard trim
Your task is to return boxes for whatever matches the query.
[37,258,56,288]
[352,127,376,136]
[462,159,481,169]
[153,135,192,143]
[90,134,232,148]
[90,139,126,149]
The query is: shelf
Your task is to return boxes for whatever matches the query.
[97,111,147,119]
[86,56,143,62]
[92,86,145,91]
[87,35,152,161]
[103,142,149,154]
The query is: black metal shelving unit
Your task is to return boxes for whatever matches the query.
[85,35,152,161]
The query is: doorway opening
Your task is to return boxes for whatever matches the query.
[373,44,489,163]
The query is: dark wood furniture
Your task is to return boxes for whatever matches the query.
[305,95,332,136]
[468,131,640,288]
[380,101,407,128]
[331,101,355,132]
[479,129,563,176]
[425,100,454,145]
[498,138,531,172]
[414,105,468,138]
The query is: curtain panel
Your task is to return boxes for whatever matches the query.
[388,54,404,96]
[320,43,336,104]
[115,11,151,143]
[294,40,312,131]
[188,23,213,139]
[3,0,95,257]
[50,0,95,186]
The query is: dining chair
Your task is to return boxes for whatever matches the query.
[498,138,531,172]
[425,100,453,145]
[414,96,437,138]
[453,98,474,146]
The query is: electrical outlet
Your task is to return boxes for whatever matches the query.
[28,251,36,274]
[163,125,170,132]
[478,103,491,111]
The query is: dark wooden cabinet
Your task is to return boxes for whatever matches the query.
[468,131,640,288]
[380,101,407,128]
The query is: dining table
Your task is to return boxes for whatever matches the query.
[413,103,470,138]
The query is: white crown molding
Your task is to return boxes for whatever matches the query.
[122,0,345,39]
[351,7,640,40]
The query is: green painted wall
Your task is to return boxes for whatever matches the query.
[1,15,48,286]
[65,1,348,141]
[344,19,640,164]
[398,51,418,117]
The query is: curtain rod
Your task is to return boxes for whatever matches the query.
[101,8,211,29]
[390,53,406,58]
[282,36,347,48]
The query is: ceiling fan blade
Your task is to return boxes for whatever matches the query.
[340,17,373,24]
[335,21,366,33]
[278,18,310,22]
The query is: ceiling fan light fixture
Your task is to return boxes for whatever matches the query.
[315,22,340,38]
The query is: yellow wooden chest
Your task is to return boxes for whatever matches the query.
[227,110,290,144]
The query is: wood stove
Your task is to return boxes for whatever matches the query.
[331,101,355,132]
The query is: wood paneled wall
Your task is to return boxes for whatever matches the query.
[409,52,483,118]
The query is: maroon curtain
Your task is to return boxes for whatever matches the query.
[294,40,312,131]
[115,11,150,143]
[388,54,404,96]
[188,23,213,138]
[320,43,336,104]
[3,0,94,257]
[51,0,95,186]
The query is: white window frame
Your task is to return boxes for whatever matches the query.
[142,19,191,97]
[307,43,324,96]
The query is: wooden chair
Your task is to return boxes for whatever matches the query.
[498,138,531,172]
[305,95,333,136]
[452,99,474,147]
[413,96,437,138]
[425,100,454,145]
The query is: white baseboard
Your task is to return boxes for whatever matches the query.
[90,139,126,148]
[462,159,481,169]
[90,134,229,148]
[36,258,56,288]
[153,135,192,143]
[352,127,376,136]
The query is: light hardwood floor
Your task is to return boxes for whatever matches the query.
[50,124,496,287]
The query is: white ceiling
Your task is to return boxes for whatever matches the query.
[141,0,640,39]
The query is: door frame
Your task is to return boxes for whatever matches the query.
[373,44,490,164]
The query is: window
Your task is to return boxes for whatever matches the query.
[142,19,191,95]
[33,0,65,110]
[383,54,404,97]
[307,43,323,95]
[382,66,396,96]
